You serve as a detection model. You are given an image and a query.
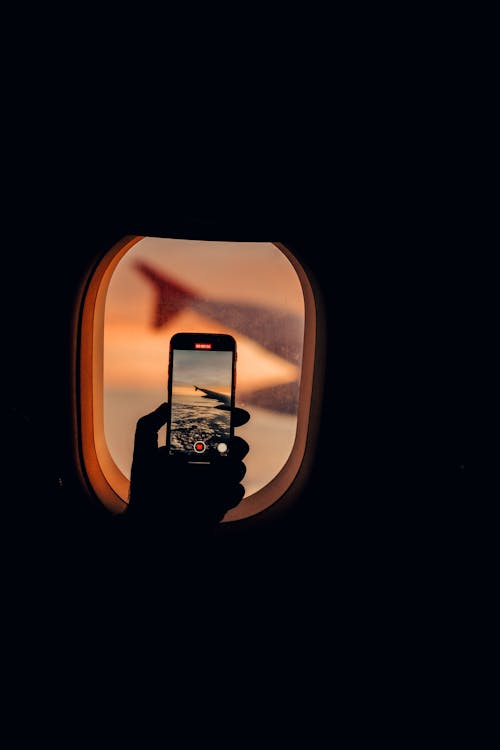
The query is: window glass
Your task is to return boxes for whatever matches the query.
[103,238,305,512]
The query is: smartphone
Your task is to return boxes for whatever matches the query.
[166,332,237,462]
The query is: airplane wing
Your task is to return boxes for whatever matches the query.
[135,261,304,365]
[194,386,231,407]
[134,261,196,328]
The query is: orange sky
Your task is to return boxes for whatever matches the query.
[105,238,304,325]
[102,238,305,502]
[172,384,230,397]
[104,239,303,394]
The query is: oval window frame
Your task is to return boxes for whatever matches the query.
[73,235,325,523]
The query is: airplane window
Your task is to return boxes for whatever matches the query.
[77,236,321,522]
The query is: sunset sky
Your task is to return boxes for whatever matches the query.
[170,349,233,393]
[104,238,303,393]
[102,237,305,504]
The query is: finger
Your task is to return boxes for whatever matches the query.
[218,482,246,513]
[229,436,250,461]
[224,460,247,484]
[207,453,247,487]
[132,402,169,464]
[136,402,169,433]
[233,407,250,427]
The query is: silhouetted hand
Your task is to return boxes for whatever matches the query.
[127,402,250,536]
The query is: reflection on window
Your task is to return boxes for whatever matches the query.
[103,238,305,518]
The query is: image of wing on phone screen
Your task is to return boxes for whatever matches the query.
[166,333,236,463]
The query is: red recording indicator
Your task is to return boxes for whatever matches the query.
[195,343,212,349]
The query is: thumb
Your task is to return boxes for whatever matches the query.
[131,402,168,466]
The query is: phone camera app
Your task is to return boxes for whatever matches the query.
[193,440,206,453]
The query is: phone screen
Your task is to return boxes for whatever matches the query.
[167,333,236,462]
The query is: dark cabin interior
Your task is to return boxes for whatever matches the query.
[3,127,471,735]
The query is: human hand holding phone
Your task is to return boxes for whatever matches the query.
[124,333,249,537]
[127,401,250,534]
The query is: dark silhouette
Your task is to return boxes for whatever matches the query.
[126,402,250,539]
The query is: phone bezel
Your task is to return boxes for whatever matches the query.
[166,332,237,462]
